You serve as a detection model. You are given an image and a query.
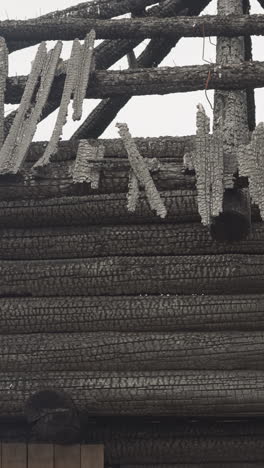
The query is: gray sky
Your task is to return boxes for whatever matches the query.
[2,0,264,140]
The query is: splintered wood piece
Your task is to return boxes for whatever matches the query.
[116,122,167,218]
[11,42,62,173]
[54,445,80,468]
[0,42,47,175]
[73,140,105,187]
[28,444,54,468]
[127,170,140,212]
[73,30,96,121]
[1,443,27,468]
[34,39,82,169]
[0,37,8,148]
[81,445,104,468]
[193,104,224,226]
[237,123,264,219]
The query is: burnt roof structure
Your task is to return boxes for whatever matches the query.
[1,0,264,466]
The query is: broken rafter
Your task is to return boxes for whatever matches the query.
[33,40,82,169]
[7,42,63,174]
[0,37,8,147]
[73,30,96,121]
[0,42,47,175]
[117,123,167,218]
[4,15,264,42]
[7,61,264,104]
[73,140,105,187]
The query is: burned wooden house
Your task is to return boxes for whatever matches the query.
[1,0,264,465]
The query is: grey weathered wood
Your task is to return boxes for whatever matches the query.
[2,331,264,372]
[212,0,251,241]
[73,30,96,121]
[4,15,264,42]
[1,294,264,334]
[7,61,264,104]
[1,370,264,417]
[0,37,8,148]
[28,444,54,468]
[0,254,263,297]
[0,42,47,174]
[33,40,81,169]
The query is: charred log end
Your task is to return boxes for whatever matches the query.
[210,188,251,242]
[25,389,80,444]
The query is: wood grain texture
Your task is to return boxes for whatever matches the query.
[2,331,264,372]
[1,294,264,334]
[28,444,54,468]
[81,445,104,468]
[0,254,263,297]
[7,61,264,104]
[54,444,80,468]
[1,443,27,468]
[3,15,264,42]
[1,371,264,418]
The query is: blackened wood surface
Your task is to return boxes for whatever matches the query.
[3,15,264,42]
[1,331,264,372]
[1,371,264,417]
[6,61,264,104]
[0,255,263,296]
[1,294,264,334]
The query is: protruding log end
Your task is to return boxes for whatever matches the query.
[25,389,80,444]
[210,188,251,242]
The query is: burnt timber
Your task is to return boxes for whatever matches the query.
[1,0,264,466]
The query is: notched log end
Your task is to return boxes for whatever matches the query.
[25,389,80,444]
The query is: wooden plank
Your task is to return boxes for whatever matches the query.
[54,444,80,468]
[81,445,104,468]
[28,444,54,468]
[1,443,27,468]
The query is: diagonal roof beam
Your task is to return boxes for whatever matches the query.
[71,0,212,140]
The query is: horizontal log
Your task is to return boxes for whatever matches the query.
[1,294,264,334]
[2,15,264,42]
[1,370,264,417]
[0,191,260,229]
[6,61,264,104]
[0,191,201,228]
[0,254,263,297]
[2,331,264,372]
[25,136,194,163]
[0,159,195,200]
[1,223,264,261]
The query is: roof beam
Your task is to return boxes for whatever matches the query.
[2,15,264,42]
[6,61,264,104]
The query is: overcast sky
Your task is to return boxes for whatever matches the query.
[2,0,264,140]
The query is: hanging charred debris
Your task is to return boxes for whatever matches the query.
[1,0,264,466]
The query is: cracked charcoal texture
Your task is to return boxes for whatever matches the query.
[237,123,264,219]
[193,105,224,225]
[34,40,81,169]
[0,255,264,297]
[117,123,167,218]
[72,30,96,121]
[1,294,264,334]
[214,0,250,188]
[0,37,8,147]
[2,331,264,372]
[0,42,47,175]
[73,140,105,187]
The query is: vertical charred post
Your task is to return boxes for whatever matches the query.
[211,0,252,242]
